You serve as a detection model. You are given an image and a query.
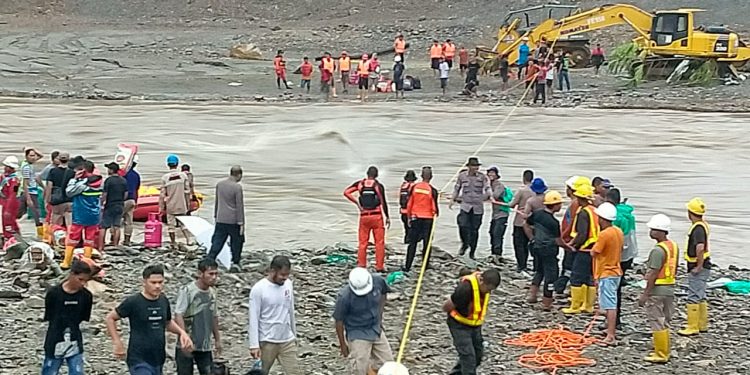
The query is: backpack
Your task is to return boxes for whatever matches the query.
[499,186,514,213]
[358,179,381,210]
[399,182,412,209]
[406,75,421,89]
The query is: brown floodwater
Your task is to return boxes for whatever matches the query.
[0,100,747,266]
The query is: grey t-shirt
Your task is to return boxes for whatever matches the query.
[646,246,674,297]
[175,281,217,352]
[490,180,509,220]
[333,274,389,342]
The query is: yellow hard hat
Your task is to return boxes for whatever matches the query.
[572,176,591,190]
[573,184,594,199]
[543,190,563,205]
[686,197,706,215]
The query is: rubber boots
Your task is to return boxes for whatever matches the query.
[699,301,709,333]
[61,246,74,270]
[83,246,93,259]
[527,285,540,304]
[678,304,701,336]
[582,285,596,314]
[643,330,670,363]
[36,225,44,240]
[562,286,584,314]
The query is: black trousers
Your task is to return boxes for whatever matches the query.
[533,82,546,104]
[570,251,594,287]
[175,348,213,375]
[555,249,576,293]
[531,253,559,298]
[404,218,434,271]
[617,258,633,325]
[457,209,483,256]
[489,216,508,256]
[400,213,410,243]
[512,226,530,270]
[448,318,483,375]
[207,222,244,265]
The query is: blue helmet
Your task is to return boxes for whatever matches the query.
[166,154,179,165]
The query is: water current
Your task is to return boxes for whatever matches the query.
[0,101,747,266]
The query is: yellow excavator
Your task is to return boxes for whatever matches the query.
[482,3,750,74]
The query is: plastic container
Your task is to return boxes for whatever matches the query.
[144,213,162,248]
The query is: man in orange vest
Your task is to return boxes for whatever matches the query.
[639,214,677,363]
[339,51,351,94]
[321,51,337,98]
[357,54,371,102]
[398,170,417,244]
[443,268,501,375]
[273,50,291,89]
[393,34,407,62]
[429,40,442,77]
[458,45,469,77]
[442,39,457,69]
[402,166,439,273]
[343,166,391,272]
[562,183,599,315]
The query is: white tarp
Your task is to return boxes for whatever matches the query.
[177,216,231,269]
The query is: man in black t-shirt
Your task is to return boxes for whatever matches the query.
[45,153,74,228]
[106,264,193,375]
[100,162,129,247]
[679,197,712,337]
[42,258,95,375]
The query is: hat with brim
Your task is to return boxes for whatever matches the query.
[530,178,548,194]
[23,147,42,157]
[2,156,19,169]
[349,273,373,296]
[58,152,70,162]
[104,162,120,171]
[465,157,481,167]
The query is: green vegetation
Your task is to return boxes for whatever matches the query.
[607,42,640,75]
[688,59,719,86]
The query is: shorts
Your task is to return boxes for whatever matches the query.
[67,224,98,247]
[431,58,440,70]
[597,276,621,310]
[440,78,448,88]
[500,70,509,83]
[358,76,369,90]
[546,79,553,88]
[341,71,350,83]
[101,204,124,228]
[166,213,184,233]
[394,78,403,91]
[459,63,468,71]
[445,59,453,69]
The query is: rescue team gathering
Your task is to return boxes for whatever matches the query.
[0,144,714,375]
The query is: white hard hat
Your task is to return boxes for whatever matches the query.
[522,36,529,41]
[595,202,617,222]
[349,267,373,296]
[2,155,19,169]
[378,362,410,375]
[647,214,671,232]
[394,55,402,62]
[565,176,580,189]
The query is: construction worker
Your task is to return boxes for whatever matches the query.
[679,197,711,336]
[555,176,590,294]
[339,51,351,94]
[393,34,407,62]
[442,39,457,70]
[562,183,599,315]
[398,170,417,244]
[63,160,102,269]
[429,40,442,76]
[321,51,337,97]
[591,202,623,345]
[524,190,567,311]
[357,54,370,102]
[443,268,501,375]
[343,166,390,272]
[273,50,291,89]
[402,166,439,273]
[450,157,491,260]
[639,214,677,363]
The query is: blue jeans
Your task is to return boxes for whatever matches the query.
[41,354,84,375]
[558,70,570,91]
[129,363,163,375]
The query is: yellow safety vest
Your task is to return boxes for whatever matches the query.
[685,221,711,262]
[655,240,678,285]
[570,205,600,250]
[450,273,489,327]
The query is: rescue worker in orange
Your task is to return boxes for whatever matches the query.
[443,268,501,375]
[398,170,417,244]
[562,183,599,315]
[443,39,457,70]
[343,166,391,272]
[458,45,469,77]
[273,50,291,89]
[429,40,443,76]
[402,166,439,273]
[357,54,371,102]
[321,51,338,98]
[393,34,407,62]
[679,197,711,336]
[639,213,677,363]
[339,51,352,94]
[298,56,314,93]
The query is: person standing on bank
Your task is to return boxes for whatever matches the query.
[207,166,245,273]
[343,166,390,272]
[122,156,141,247]
[334,267,393,375]
[562,183,599,315]
[450,157,491,260]
[508,170,534,272]
[590,202,624,345]
[443,268,501,375]
[174,258,221,375]
[398,170,417,244]
[159,154,192,249]
[402,166,439,273]
[487,166,512,263]
[248,255,301,375]
[678,197,711,336]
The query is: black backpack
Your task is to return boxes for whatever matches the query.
[399,182,412,209]
[358,179,381,210]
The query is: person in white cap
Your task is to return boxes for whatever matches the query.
[333,267,393,375]
[639,214,677,363]
[591,202,623,345]
[378,361,409,375]
[392,55,405,99]
[1,156,22,245]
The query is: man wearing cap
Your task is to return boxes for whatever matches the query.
[517,38,530,80]
[450,157,491,260]
[122,156,141,247]
[562,183,599,315]
[339,51,351,94]
[403,166,439,273]
[524,191,568,310]
[679,197,711,337]
[18,147,44,239]
[508,170,535,272]
[639,214,677,363]
[334,267,393,375]
[487,166,511,263]
[1,156,22,245]
[39,151,60,243]
[45,153,73,230]
[393,55,405,99]
[591,202,623,345]
[556,176,590,294]
[522,178,548,270]
[64,160,103,269]
[160,154,192,249]
[592,177,612,207]
[398,170,418,244]
[100,162,128,248]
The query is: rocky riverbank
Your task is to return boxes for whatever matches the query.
[1,242,748,374]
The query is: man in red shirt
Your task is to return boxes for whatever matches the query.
[273,50,291,89]
[298,57,313,93]
[319,59,333,100]
[1,156,22,245]
[458,46,469,77]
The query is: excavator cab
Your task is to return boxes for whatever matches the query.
[649,9,740,58]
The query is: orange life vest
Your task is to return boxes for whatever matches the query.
[339,56,351,72]
[450,272,489,327]
[430,45,443,58]
[443,43,456,58]
[394,39,406,53]
[358,60,369,75]
[273,56,286,73]
[570,205,600,250]
[406,182,437,219]
[655,240,678,285]
[323,58,335,73]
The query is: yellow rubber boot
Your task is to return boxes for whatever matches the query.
[42,223,50,243]
[36,225,45,239]
[678,304,701,336]
[561,286,584,314]
[582,285,596,314]
[83,246,93,259]
[61,246,74,269]
[699,301,709,333]
[643,330,670,363]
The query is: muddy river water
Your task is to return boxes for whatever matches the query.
[0,101,747,266]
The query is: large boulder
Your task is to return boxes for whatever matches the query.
[229,43,263,60]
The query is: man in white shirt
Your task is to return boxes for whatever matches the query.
[438,58,451,95]
[248,255,300,374]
